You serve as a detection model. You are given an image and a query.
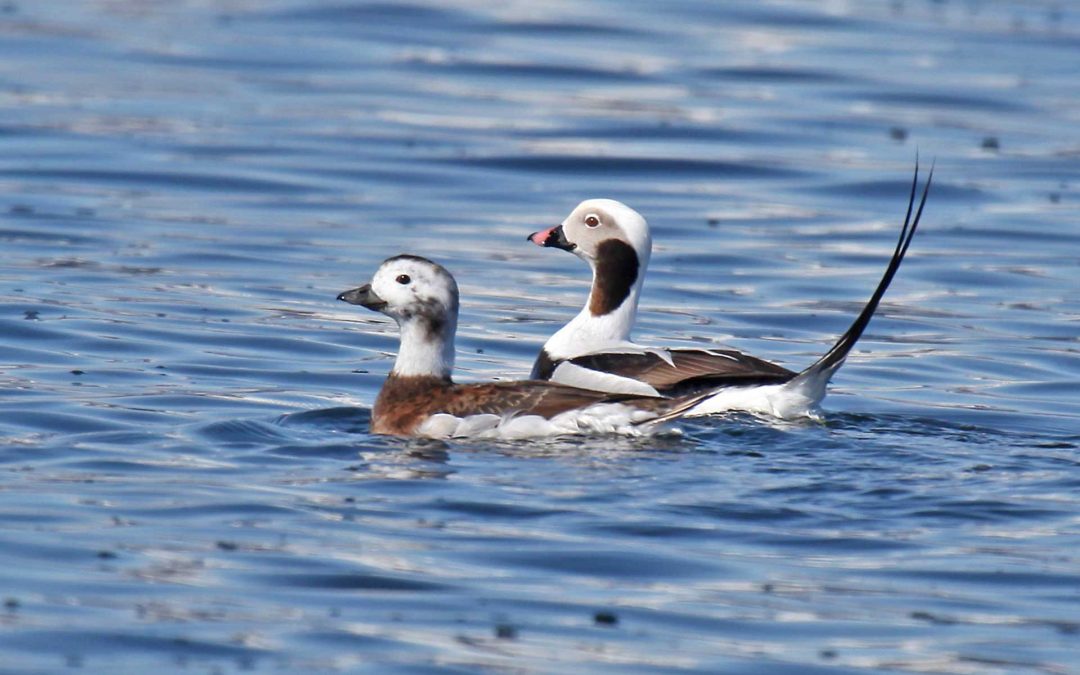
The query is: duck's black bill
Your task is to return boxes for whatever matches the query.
[527,224,575,251]
[337,284,387,311]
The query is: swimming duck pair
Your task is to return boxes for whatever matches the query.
[339,166,932,439]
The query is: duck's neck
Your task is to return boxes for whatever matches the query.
[542,240,646,360]
[391,314,456,380]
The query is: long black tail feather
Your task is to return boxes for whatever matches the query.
[796,161,933,382]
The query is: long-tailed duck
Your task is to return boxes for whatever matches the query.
[337,255,708,439]
[526,165,932,419]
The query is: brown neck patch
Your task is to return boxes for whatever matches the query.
[531,348,557,380]
[589,239,639,316]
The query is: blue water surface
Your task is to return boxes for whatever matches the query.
[1,1,1078,672]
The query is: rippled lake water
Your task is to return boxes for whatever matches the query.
[2,1,1078,672]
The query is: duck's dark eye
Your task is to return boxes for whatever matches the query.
[584,214,600,227]
[396,274,411,285]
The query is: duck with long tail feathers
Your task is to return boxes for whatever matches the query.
[527,164,932,419]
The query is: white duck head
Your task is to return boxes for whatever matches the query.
[528,199,653,359]
[338,254,459,379]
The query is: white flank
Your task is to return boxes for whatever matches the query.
[414,403,667,440]
[549,361,661,397]
[685,379,824,420]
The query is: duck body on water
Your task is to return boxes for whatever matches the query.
[527,165,932,419]
[338,256,708,439]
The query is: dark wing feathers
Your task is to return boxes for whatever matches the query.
[443,381,676,419]
[564,348,795,393]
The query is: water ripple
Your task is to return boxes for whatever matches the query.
[0,0,1077,673]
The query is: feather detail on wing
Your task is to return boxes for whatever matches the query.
[557,348,796,393]
[373,373,710,437]
[439,381,624,419]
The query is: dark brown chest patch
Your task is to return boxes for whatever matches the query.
[372,375,453,435]
[589,239,639,316]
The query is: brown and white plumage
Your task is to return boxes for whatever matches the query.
[528,164,932,418]
[539,348,795,391]
[338,255,706,439]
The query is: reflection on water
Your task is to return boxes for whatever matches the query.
[1,0,1078,672]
